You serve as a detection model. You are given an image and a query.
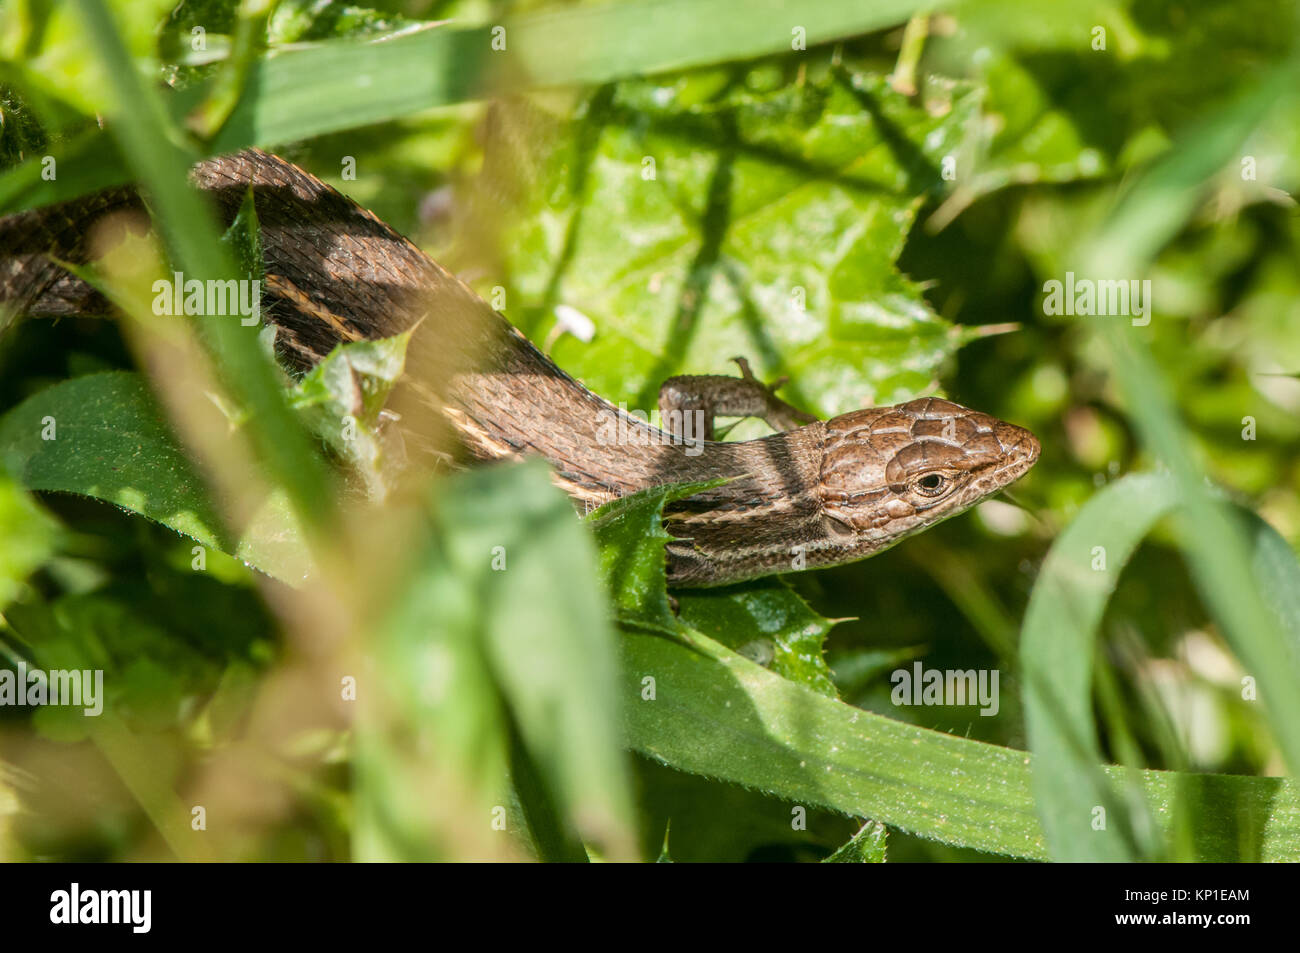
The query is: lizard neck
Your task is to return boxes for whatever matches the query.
[444,322,828,510]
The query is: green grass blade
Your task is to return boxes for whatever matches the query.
[0,0,948,214]
[1022,473,1175,860]
[214,0,947,152]
[622,625,1300,860]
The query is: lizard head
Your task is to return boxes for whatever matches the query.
[664,395,1039,587]
[817,397,1040,553]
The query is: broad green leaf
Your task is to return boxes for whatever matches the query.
[0,371,312,580]
[588,478,723,630]
[678,580,839,697]
[0,371,222,540]
[500,67,979,416]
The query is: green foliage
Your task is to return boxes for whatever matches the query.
[0,0,1297,862]
[286,331,413,498]
[1024,473,1300,860]
[0,478,56,609]
[678,582,839,698]
[0,371,311,580]
[590,479,839,695]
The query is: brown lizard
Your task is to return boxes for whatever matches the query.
[0,149,1039,586]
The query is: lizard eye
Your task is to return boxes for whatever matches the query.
[913,472,950,497]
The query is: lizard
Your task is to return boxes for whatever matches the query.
[0,148,1040,586]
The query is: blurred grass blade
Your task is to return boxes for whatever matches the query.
[185,0,273,139]
[1251,518,1300,658]
[210,21,487,152]
[1066,40,1300,777]
[1079,58,1300,277]
[1098,330,1300,781]
[510,0,949,87]
[70,0,338,544]
[1021,473,1177,861]
[506,729,590,862]
[2,381,634,857]
[0,477,56,609]
[439,460,636,859]
[90,715,215,862]
[0,127,129,214]
[359,461,636,860]
[1024,470,1300,859]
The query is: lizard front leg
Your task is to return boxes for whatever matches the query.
[657,357,818,440]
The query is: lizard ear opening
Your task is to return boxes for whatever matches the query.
[822,510,857,539]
